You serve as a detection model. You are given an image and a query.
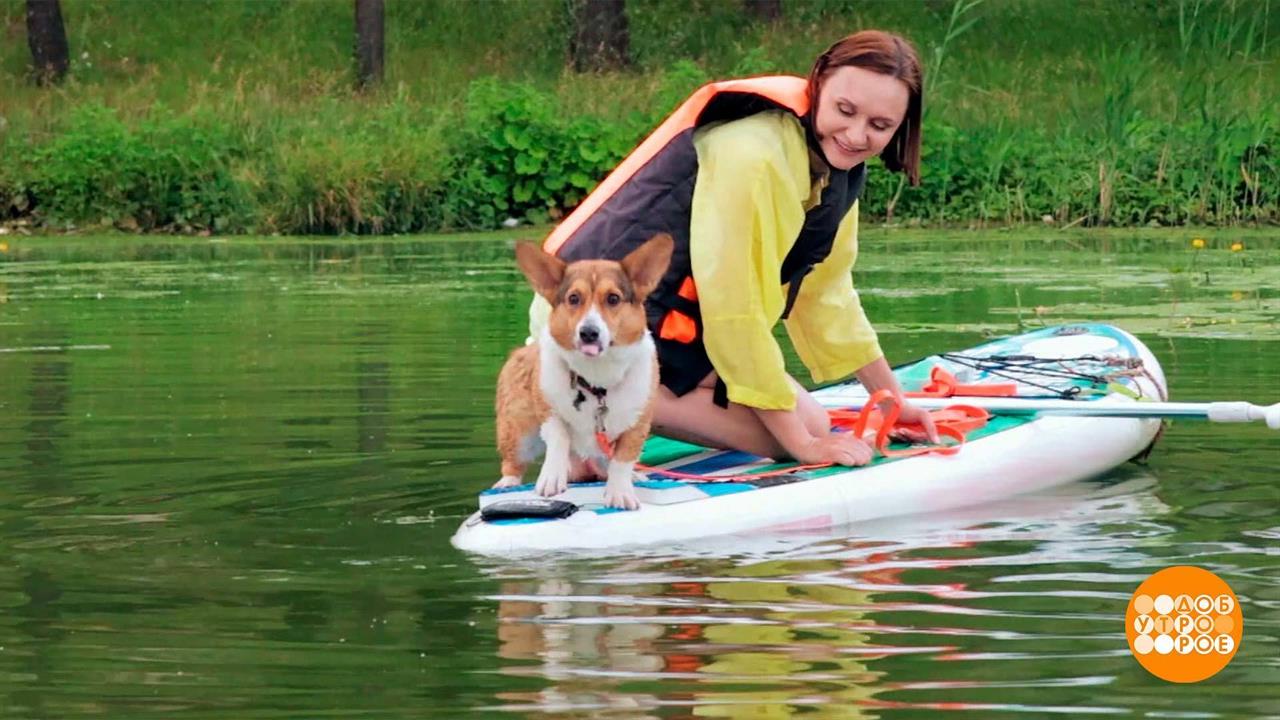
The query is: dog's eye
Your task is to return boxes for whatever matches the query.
[606,292,622,306]
[567,292,582,307]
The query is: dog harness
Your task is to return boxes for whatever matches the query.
[570,371,612,453]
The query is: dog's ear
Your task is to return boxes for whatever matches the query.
[620,233,674,300]
[515,242,567,303]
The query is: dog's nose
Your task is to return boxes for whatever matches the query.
[579,326,599,344]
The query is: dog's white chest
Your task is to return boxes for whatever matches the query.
[538,335,653,457]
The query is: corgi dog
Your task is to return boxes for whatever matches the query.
[493,234,674,510]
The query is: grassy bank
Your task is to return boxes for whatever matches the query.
[2,0,1279,234]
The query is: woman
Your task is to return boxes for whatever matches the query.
[533,30,939,468]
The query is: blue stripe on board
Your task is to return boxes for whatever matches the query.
[659,450,760,476]
[480,476,766,497]
[697,483,756,497]
[480,479,702,497]
[586,484,754,512]
[480,481,604,496]
[480,483,536,496]
[482,480,758,521]
[488,517,553,525]
[635,479,688,490]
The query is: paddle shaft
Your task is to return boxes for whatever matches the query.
[825,395,1280,428]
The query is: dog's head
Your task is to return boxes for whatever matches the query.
[516,234,675,359]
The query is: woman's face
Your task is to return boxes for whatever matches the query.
[812,65,910,171]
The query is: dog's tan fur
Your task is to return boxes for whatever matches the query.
[494,234,674,509]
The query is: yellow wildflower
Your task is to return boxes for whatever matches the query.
[1191,237,1206,249]
[1231,242,1244,252]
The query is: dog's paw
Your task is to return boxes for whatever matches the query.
[603,474,641,510]
[603,483,641,510]
[535,461,570,497]
[536,474,569,497]
[492,475,523,489]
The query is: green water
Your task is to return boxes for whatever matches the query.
[1,230,1277,717]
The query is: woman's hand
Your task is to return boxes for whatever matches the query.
[888,399,941,444]
[793,432,874,466]
[855,359,943,445]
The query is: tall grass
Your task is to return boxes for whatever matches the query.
[1,0,1278,233]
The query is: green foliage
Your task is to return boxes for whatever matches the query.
[0,136,26,220]
[626,0,760,71]
[2,0,1279,234]
[26,105,253,231]
[443,78,641,228]
[260,94,453,235]
[859,119,1280,227]
[729,47,780,77]
[652,60,711,118]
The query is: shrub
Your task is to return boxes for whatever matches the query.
[259,95,453,235]
[29,105,254,232]
[442,78,640,229]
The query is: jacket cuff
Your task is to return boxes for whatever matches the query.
[726,383,797,411]
[809,348,884,384]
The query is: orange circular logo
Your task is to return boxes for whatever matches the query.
[1126,566,1242,683]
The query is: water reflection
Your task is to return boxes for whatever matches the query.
[355,322,392,456]
[21,333,71,478]
[11,567,65,718]
[482,472,1169,716]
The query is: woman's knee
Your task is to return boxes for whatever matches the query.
[652,385,682,427]
[652,385,786,457]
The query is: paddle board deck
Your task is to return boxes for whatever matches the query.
[452,324,1166,555]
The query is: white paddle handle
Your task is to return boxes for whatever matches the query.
[823,394,1280,429]
[1208,402,1255,424]
[1213,402,1280,430]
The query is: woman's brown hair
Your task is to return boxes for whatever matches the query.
[807,30,924,186]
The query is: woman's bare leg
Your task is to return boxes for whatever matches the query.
[651,372,829,459]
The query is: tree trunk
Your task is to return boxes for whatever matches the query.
[570,0,630,73]
[354,0,384,89]
[743,0,781,22]
[25,0,69,85]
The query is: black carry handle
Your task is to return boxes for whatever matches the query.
[480,498,580,521]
